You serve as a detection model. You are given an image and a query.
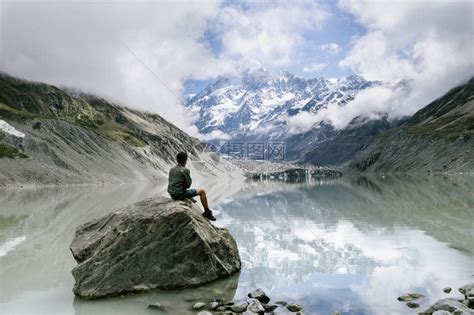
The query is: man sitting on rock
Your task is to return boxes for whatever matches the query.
[167,151,216,221]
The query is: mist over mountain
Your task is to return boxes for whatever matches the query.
[186,64,473,169]
[350,77,474,172]
[186,62,409,165]
[0,73,212,187]
[186,62,383,141]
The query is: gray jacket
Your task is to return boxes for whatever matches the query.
[167,165,192,196]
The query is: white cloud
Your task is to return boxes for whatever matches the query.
[0,0,331,139]
[320,42,340,54]
[4,0,472,138]
[288,0,474,132]
[286,111,321,134]
[215,0,329,67]
[0,0,233,136]
[314,83,409,129]
[198,129,231,141]
[302,62,326,73]
[333,0,474,126]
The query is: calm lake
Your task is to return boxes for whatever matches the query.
[0,175,473,314]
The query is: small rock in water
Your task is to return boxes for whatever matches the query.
[262,303,278,312]
[148,302,164,311]
[197,311,212,315]
[248,299,265,313]
[248,288,270,304]
[442,287,452,294]
[397,293,425,301]
[208,301,219,310]
[231,301,248,313]
[275,301,288,306]
[432,311,451,315]
[193,302,207,310]
[406,301,419,308]
[215,306,226,311]
[287,303,303,312]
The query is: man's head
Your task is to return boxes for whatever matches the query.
[176,151,188,166]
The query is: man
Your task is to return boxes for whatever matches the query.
[167,151,216,221]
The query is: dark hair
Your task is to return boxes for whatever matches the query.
[176,152,188,165]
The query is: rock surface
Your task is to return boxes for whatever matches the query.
[248,299,265,313]
[419,298,474,314]
[287,303,303,312]
[193,302,207,310]
[147,302,164,311]
[231,301,248,313]
[262,303,278,312]
[248,288,270,304]
[70,198,241,299]
[397,293,425,301]
[406,301,419,308]
[460,283,474,300]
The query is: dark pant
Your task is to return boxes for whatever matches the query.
[170,188,197,200]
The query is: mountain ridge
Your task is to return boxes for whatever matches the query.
[186,64,380,140]
[0,72,205,187]
[349,77,474,172]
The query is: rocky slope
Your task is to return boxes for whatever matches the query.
[0,72,208,187]
[70,197,241,299]
[286,115,407,165]
[349,78,474,173]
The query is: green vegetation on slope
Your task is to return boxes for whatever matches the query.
[0,103,39,121]
[95,123,148,147]
[402,77,474,141]
[0,143,28,159]
[0,73,149,147]
[405,115,474,141]
[349,77,474,172]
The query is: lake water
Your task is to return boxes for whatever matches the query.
[0,175,473,314]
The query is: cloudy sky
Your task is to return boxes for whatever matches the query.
[1,0,473,135]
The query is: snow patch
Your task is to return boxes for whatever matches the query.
[0,236,26,257]
[0,120,25,138]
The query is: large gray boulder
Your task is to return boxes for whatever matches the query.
[70,197,241,299]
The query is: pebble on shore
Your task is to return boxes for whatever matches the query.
[397,293,425,302]
[148,288,306,314]
[192,302,207,310]
[406,301,419,308]
[248,288,270,304]
[443,287,452,294]
[230,301,248,313]
[147,302,164,311]
[287,303,303,312]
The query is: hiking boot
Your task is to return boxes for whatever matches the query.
[203,209,216,221]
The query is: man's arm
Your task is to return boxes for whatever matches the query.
[183,168,192,188]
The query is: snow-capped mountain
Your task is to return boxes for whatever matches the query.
[186,62,378,140]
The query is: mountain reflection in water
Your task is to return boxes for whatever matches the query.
[0,175,473,314]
